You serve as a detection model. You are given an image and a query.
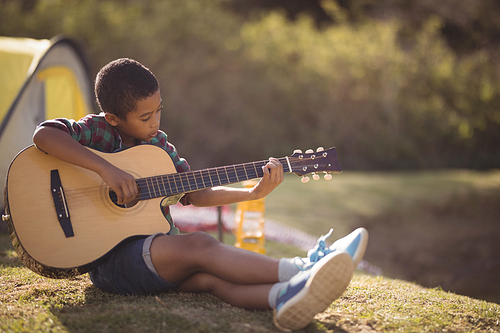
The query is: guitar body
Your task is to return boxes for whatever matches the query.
[4,145,175,278]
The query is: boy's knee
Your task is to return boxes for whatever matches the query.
[179,272,227,294]
[184,231,219,249]
[195,273,219,292]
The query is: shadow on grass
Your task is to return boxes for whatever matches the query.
[49,285,212,333]
[50,283,351,333]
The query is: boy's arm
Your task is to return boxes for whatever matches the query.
[186,158,284,207]
[33,126,138,205]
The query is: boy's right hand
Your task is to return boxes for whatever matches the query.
[99,165,138,205]
[33,126,138,205]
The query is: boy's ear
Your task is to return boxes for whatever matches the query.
[104,113,120,126]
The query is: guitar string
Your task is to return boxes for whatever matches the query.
[135,161,271,198]
[134,157,290,191]
[134,156,322,199]
[67,155,323,201]
[133,156,316,188]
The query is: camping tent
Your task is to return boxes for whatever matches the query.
[0,35,94,211]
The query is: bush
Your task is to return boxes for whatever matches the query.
[1,0,499,169]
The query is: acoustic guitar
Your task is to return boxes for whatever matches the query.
[3,145,341,278]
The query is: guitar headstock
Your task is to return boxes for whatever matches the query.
[288,147,342,182]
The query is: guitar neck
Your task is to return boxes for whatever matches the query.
[137,157,292,200]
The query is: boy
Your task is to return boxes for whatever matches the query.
[33,58,368,331]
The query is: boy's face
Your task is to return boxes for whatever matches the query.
[106,90,162,146]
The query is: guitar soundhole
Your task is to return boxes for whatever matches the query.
[109,189,140,208]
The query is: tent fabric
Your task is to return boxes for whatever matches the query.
[0,37,51,123]
[1,35,93,210]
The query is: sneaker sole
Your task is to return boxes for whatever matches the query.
[273,252,354,331]
[351,228,369,268]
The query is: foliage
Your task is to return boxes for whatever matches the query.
[239,9,500,169]
[0,0,499,169]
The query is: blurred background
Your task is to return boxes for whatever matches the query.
[1,0,499,303]
[2,0,499,170]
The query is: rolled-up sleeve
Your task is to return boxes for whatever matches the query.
[38,118,94,146]
[38,115,121,152]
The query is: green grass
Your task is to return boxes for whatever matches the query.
[2,170,500,332]
[2,233,499,333]
[1,245,499,332]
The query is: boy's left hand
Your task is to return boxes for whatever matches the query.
[186,157,284,207]
[251,157,284,199]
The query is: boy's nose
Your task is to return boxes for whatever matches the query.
[152,114,160,127]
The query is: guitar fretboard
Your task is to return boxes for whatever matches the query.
[136,157,291,200]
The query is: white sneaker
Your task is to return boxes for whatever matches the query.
[273,251,354,331]
[329,227,369,268]
[301,228,369,270]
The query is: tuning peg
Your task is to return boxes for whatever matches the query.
[305,149,314,154]
[316,147,324,152]
[293,149,303,154]
[301,176,310,183]
[313,173,320,181]
[324,172,332,180]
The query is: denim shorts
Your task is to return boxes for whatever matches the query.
[89,233,177,295]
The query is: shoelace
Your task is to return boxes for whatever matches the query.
[294,228,334,271]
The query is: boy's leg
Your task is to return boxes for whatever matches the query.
[150,232,355,330]
[150,227,369,286]
[174,271,274,309]
[173,251,354,319]
[150,232,280,286]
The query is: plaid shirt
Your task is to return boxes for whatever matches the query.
[39,113,191,232]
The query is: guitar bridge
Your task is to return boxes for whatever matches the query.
[50,170,74,238]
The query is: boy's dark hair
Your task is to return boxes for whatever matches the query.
[95,58,159,119]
